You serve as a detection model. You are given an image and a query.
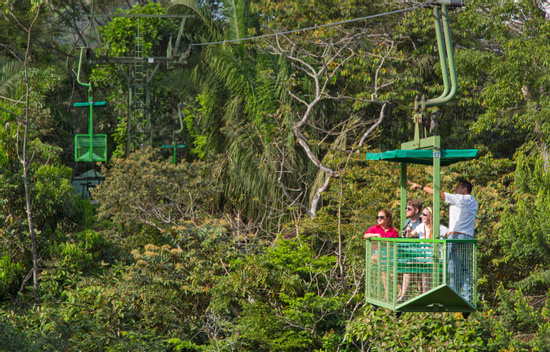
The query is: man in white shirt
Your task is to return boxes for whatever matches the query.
[408,179,478,302]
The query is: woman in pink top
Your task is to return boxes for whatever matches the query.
[363,209,399,241]
[364,209,399,301]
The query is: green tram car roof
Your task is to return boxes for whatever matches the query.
[366,149,478,166]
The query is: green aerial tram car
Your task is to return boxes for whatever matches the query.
[74,47,108,162]
[364,0,478,314]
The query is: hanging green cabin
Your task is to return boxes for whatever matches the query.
[73,48,108,162]
[364,1,478,314]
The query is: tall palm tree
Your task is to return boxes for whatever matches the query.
[165,0,303,233]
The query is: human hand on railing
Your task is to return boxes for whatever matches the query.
[363,232,380,240]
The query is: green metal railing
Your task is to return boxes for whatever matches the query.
[365,237,477,312]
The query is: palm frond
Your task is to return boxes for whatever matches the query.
[0,56,23,98]
[223,0,250,41]
[167,0,223,42]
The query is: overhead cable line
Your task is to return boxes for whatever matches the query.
[190,5,426,47]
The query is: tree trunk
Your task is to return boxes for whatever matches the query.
[20,6,41,305]
[22,147,39,304]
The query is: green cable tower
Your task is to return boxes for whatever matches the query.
[90,10,192,157]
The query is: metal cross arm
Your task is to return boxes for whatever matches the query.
[162,144,186,165]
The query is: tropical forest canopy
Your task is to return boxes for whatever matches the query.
[1,0,550,351]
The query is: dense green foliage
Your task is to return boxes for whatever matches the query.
[1,0,550,351]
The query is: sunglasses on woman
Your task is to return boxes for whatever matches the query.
[421,213,429,216]
[376,216,385,220]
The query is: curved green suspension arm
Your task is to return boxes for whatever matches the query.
[428,5,450,104]
[426,4,458,107]
[76,48,91,92]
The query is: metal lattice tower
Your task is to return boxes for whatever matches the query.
[127,18,151,154]
[90,9,192,157]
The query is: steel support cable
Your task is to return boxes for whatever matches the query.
[189,5,428,48]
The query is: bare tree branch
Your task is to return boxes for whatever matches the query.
[359,102,387,147]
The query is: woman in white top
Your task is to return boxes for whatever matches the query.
[411,207,449,239]
[398,207,449,301]
[413,207,448,293]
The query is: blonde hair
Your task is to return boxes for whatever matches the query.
[424,207,433,230]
